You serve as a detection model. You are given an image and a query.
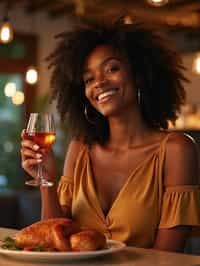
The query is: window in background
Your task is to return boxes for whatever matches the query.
[0,39,25,59]
[0,74,24,189]
[0,33,37,190]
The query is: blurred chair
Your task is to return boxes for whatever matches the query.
[0,189,41,229]
[185,236,200,255]
[0,191,18,228]
[17,190,41,229]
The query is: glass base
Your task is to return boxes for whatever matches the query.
[25,179,40,187]
[25,179,54,187]
[41,179,54,187]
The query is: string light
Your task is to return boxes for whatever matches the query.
[75,0,85,16]
[193,53,200,74]
[25,66,38,84]
[0,16,14,44]
[147,0,168,7]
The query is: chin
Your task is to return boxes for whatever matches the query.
[99,108,121,117]
[95,101,125,117]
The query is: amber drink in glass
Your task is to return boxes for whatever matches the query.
[25,113,56,187]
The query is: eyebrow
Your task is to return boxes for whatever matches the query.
[83,56,121,75]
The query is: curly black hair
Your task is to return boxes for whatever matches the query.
[47,17,187,145]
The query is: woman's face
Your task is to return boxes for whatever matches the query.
[83,45,137,117]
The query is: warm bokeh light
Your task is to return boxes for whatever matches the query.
[193,53,200,74]
[12,91,24,105]
[147,0,168,7]
[4,82,16,97]
[25,66,38,84]
[124,16,133,24]
[75,0,85,15]
[0,20,14,43]
[3,141,14,153]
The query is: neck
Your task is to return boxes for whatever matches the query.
[107,110,152,150]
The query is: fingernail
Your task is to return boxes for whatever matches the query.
[36,153,42,158]
[37,159,42,163]
[33,145,39,150]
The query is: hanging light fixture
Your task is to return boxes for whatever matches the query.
[193,53,200,75]
[75,0,85,16]
[0,17,14,43]
[0,3,14,44]
[25,66,38,84]
[147,0,169,7]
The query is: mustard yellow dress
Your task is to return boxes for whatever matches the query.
[57,133,200,247]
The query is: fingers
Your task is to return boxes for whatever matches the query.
[22,139,40,151]
[21,129,43,178]
[21,158,42,171]
[21,144,43,172]
[21,148,42,160]
[21,129,26,138]
[21,134,42,171]
[21,157,41,179]
[21,140,40,166]
[21,129,40,151]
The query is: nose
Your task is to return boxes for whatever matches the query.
[94,72,107,88]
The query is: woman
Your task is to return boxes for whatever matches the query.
[21,17,200,252]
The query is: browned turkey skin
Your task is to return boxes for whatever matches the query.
[70,230,106,251]
[15,218,106,251]
[15,218,80,251]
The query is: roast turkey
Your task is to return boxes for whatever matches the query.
[15,218,106,251]
[15,218,79,251]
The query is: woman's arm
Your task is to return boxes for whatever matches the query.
[153,226,191,252]
[153,133,199,252]
[41,139,83,220]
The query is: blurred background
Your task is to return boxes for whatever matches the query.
[0,0,200,241]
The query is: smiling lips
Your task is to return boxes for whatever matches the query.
[97,89,118,103]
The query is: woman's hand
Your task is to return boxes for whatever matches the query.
[21,129,57,183]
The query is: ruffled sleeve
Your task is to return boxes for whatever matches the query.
[159,185,200,228]
[57,175,73,209]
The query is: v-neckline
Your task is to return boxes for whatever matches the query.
[86,146,160,221]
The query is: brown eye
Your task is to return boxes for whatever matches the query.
[107,65,120,74]
[84,76,94,85]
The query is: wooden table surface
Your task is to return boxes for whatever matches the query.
[0,227,200,266]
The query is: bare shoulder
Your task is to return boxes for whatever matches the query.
[166,132,197,154]
[167,132,196,149]
[164,133,199,186]
[67,139,85,154]
[63,139,85,177]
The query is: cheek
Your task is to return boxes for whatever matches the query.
[115,71,132,86]
[85,87,91,99]
[121,78,137,100]
[85,87,96,106]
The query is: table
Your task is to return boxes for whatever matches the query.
[0,227,200,266]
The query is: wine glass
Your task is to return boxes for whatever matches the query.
[24,113,56,187]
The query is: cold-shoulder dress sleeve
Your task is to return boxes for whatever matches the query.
[57,175,73,209]
[159,185,200,228]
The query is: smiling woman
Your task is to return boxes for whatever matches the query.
[20,16,200,253]
[83,45,137,118]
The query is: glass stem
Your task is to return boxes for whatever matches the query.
[37,162,54,187]
[37,163,43,181]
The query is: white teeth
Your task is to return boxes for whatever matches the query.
[98,90,117,101]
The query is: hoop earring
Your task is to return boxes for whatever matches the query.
[137,88,141,105]
[84,105,96,125]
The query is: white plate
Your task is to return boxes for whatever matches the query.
[0,240,126,262]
